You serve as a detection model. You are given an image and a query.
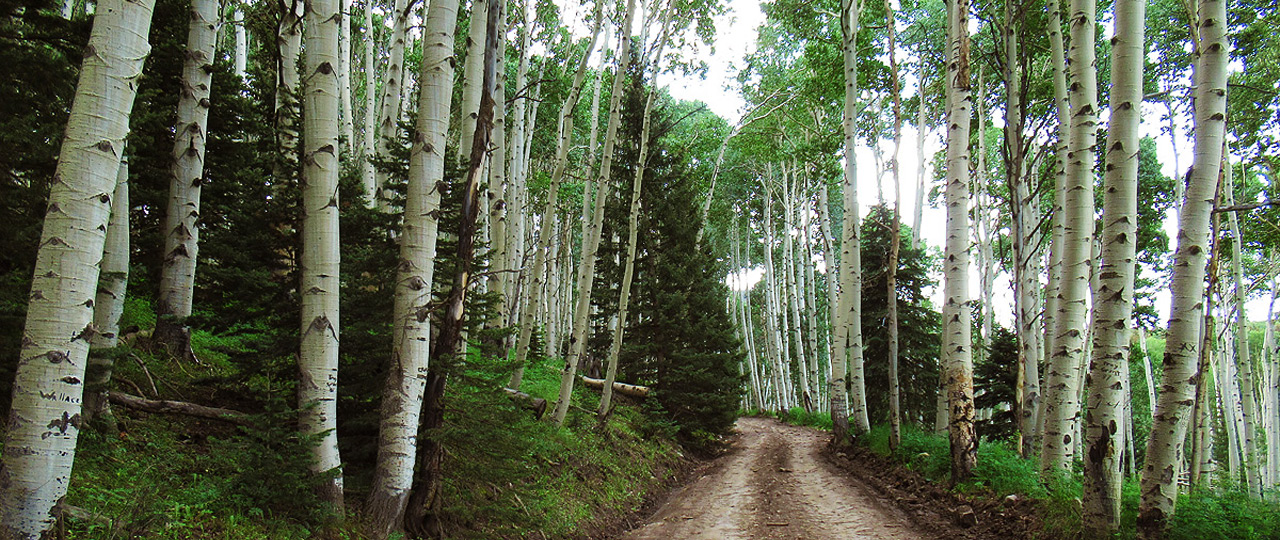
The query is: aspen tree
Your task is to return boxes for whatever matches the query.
[85,156,131,423]
[233,7,247,79]
[0,0,154,535]
[835,0,870,442]
[942,0,977,483]
[299,0,346,512]
[1226,167,1263,497]
[373,0,409,210]
[801,180,823,402]
[1081,0,1143,530]
[275,0,304,185]
[157,0,219,350]
[1040,0,1099,476]
[339,0,355,151]
[910,76,927,251]
[510,6,604,390]
[360,0,377,205]
[885,0,903,450]
[364,0,461,533]
[405,0,499,533]
[560,4,636,419]
[783,166,813,410]
[458,0,488,161]
[486,13,509,346]
[1139,0,1229,532]
[1042,0,1070,401]
[1004,0,1041,458]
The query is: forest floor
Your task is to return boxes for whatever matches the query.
[613,417,928,539]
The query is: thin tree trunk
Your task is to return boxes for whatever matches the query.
[801,179,823,404]
[486,15,509,349]
[157,0,219,349]
[457,0,488,162]
[1082,0,1143,530]
[1042,0,1071,411]
[1227,166,1263,497]
[300,0,345,513]
[509,7,604,390]
[373,0,409,210]
[885,0,903,451]
[943,0,977,483]
[360,0,378,205]
[911,75,927,251]
[835,0,869,442]
[233,8,247,79]
[85,156,132,423]
[784,166,813,411]
[1040,0,1099,476]
[339,0,355,152]
[1138,0,1229,532]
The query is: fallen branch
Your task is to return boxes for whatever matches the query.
[503,388,548,419]
[107,391,253,426]
[579,376,650,398]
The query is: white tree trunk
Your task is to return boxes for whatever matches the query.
[360,0,377,205]
[364,0,461,533]
[1082,0,1143,530]
[510,8,604,390]
[233,8,247,79]
[299,0,345,512]
[1040,0,1098,476]
[943,0,977,482]
[1042,0,1071,402]
[157,0,219,325]
[86,155,132,421]
[339,0,355,153]
[457,0,489,162]
[784,166,812,410]
[1139,0,1229,532]
[373,0,409,210]
[0,0,153,535]
[911,76,928,251]
[1227,166,1263,496]
[835,0,869,440]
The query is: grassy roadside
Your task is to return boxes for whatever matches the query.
[50,299,689,539]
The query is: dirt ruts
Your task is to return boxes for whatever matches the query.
[615,417,929,540]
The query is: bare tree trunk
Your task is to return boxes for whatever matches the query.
[300,0,346,513]
[943,0,977,483]
[1226,165,1263,497]
[911,75,928,251]
[373,0,409,210]
[509,7,604,390]
[85,156,132,424]
[1138,0,1229,533]
[885,0,903,450]
[457,0,488,161]
[233,8,247,79]
[1041,0,1071,413]
[364,0,461,532]
[360,0,378,205]
[339,0,355,152]
[1040,0,1099,476]
[157,0,219,350]
[783,165,813,411]
[835,0,869,441]
[1082,0,1143,530]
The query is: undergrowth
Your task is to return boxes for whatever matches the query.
[60,299,686,539]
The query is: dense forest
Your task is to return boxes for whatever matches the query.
[1,0,1279,537]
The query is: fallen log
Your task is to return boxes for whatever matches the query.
[107,391,253,426]
[579,376,650,398]
[503,388,548,419]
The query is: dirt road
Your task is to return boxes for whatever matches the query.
[617,417,929,540]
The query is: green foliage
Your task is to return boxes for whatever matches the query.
[1165,489,1280,540]
[781,408,834,431]
[975,325,1019,441]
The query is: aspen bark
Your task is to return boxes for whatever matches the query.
[836,0,870,441]
[275,0,303,183]
[0,0,153,535]
[233,8,247,79]
[360,0,377,205]
[1040,0,1098,476]
[885,0,903,450]
[339,0,355,152]
[1082,0,1143,530]
[300,0,345,512]
[373,0,409,210]
[85,156,132,422]
[1227,167,1263,496]
[157,0,219,337]
[784,166,813,410]
[511,7,604,390]
[943,0,977,483]
[1042,0,1071,401]
[910,77,927,251]
[457,0,489,162]
[1139,0,1229,532]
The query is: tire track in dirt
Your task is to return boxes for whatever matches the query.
[616,417,930,540]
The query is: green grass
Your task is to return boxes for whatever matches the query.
[60,301,686,540]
